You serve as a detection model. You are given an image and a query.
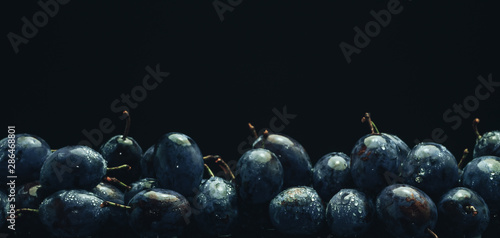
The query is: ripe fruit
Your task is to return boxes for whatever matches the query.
[38,189,111,238]
[193,176,239,236]
[461,155,500,213]
[0,133,51,185]
[350,113,410,195]
[236,148,284,204]
[39,145,107,193]
[268,186,325,236]
[472,118,500,158]
[401,142,459,198]
[125,188,191,238]
[153,132,204,197]
[252,129,312,188]
[437,187,490,237]
[326,189,374,237]
[376,184,438,238]
[99,111,143,184]
[312,152,352,202]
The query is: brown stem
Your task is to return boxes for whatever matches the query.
[101,201,131,209]
[457,148,469,170]
[104,176,131,190]
[216,158,235,182]
[427,228,438,238]
[122,110,131,139]
[204,164,215,178]
[248,123,258,139]
[473,118,481,139]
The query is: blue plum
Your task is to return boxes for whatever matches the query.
[99,134,143,184]
[437,187,490,238]
[193,176,239,236]
[376,184,438,238]
[313,152,352,202]
[252,132,312,188]
[0,133,51,186]
[461,155,500,213]
[127,188,191,238]
[268,186,325,236]
[124,177,157,205]
[39,145,107,193]
[473,131,500,158]
[326,189,374,237]
[350,133,409,195]
[153,132,204,197]
[236,148,284,204]
[401,142,459,198]
[38,189,111,238]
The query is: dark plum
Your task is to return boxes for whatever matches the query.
[350,133,406,195]
[13,181,51,236]
[99,111,143,184]
[326,189,374,237]
[461,155,500,213]
[472,118,500,158]
[236,148,284,204]
[126,188,191,238]
[124,177,157,205]
[313,152,352,202]
[0,133,51,186]
[38,189,111,238]
[376,184,438,238]
[99,134,142,184]
[401,142,459,198]
[154,132,204,197]
[252,131,312,188]
[140,145,155,178]
[39,145,107,193]
[268,186,325,236]
[193,176,239,236]
[437,187,490,238]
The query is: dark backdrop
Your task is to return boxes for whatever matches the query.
[2,0,499,169]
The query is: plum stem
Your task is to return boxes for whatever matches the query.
[122,110,131,139]
[104,176,131,190]
[427,228,438,238]
[12,208,39,219]
[248,123,258,139]
[203,155,220,160]
[263,130,270,139]
[216,158,236,182]
[204,163,215,178]
[107,164,131,171]
[100,201,131,209]
[361,112,380,134]
[473,118,482,139]
[457,148,469,170]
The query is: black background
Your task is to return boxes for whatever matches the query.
[3,0,498,163]
[1,0,499,237]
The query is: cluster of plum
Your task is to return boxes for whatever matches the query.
[0,112,499,238]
